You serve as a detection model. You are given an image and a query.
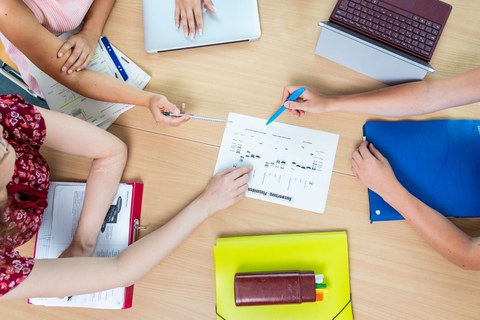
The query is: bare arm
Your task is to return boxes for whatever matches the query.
[0,0,188,126]
[82,0,116,37]
[0,166,252,300]
[38,107,127,256]
[283,67,480,117]
[352,141,480,270]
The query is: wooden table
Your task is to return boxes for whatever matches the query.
[2,1,480,319]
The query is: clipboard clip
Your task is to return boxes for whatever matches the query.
[133,218,146,243]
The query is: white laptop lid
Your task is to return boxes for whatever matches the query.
[315,22,434,85]
[143,0,261,53]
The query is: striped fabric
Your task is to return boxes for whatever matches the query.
[0,0,94,95]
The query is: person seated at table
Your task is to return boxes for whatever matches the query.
[282,67,480,270]
[0,0,196,127]
[0,94,252,300]
[175,0,216,39]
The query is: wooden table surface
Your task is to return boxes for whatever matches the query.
[2,1,479,319]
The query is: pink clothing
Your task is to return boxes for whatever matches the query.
[0,0,94,95]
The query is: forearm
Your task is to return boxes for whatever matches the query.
[82,0,116,38]
[1,198,210,301]
[382,182,478,269]
[115,197,210,285]
[72,145,128,253]
[327,67,480,116]
[61,68,152,107]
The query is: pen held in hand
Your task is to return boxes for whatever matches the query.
[266,87,306,125]
[162,112,228,123]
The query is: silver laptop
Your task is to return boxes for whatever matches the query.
[315,22,435,85]
[142,0,261,53]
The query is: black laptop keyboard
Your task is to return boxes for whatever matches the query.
[330,0,445,61]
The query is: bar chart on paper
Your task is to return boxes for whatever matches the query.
[214,113,339,213]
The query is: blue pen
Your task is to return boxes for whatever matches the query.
[266,87,306,125]
[100,36,128,81]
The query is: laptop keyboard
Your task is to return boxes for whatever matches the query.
[330,0,444,61]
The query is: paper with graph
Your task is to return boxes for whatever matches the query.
[214,113,339,213]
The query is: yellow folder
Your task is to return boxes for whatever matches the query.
[213,231,353,320]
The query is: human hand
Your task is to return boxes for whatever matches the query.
[196,166,252,217]
[147,94,190,126]
[282,86,331,117]
[351,141,400,197]
[175,0,216,39]
[57,29,99,74]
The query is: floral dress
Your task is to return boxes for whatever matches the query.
[0,94,49,296]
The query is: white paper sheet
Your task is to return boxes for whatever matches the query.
[214,113,339,213]
[30,182,133,309]
[29,39,151,129]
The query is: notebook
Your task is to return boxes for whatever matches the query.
[316,0,452,84]
[142,0,261,53]
[213,232,353,320]
[363,120,480,222]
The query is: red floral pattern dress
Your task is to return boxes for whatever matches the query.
[0,94,49,297]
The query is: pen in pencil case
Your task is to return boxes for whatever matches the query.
[162,112,228,123]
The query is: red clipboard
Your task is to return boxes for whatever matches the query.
[29,182,144,309]
[123,182,144,309]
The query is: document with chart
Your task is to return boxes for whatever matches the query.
[214,113,339,213]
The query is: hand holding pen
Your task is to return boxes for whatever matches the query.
[266,87,306,125]
[147,94,190,127]
[281,86,330,117]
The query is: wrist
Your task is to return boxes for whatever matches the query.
[69,238,96,256]
[190,196,215,220]
[324,96,343,112]
[81,22,103,39]
[378,180,406,205]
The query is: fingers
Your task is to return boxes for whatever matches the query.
[193,3,204,36]
[59,40,92,73]
[57,40,74,58]
[219,165,252,178]
[233,183,249,200]
[357,141,372,159]
[204,0,216,11]
[351,148,364,164]
[351,155,360,175]
[284,100,310,112]
[181,8,189,37]
[149,96,190,127]
[286,108,305,117]
[282,86,303,104]
[175,6,181,29]
[72,52,91,72]
[186,8,196,39]
[62,46,83,73]
[176,0,210,39]
[282,86,314,113]
[232,168,252,190]
[368,143,386,161]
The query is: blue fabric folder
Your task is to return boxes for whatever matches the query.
[363,120,480,222]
